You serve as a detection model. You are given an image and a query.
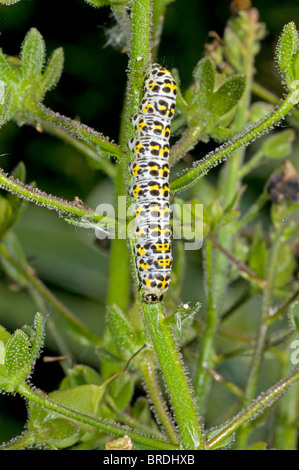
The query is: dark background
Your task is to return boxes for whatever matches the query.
[0,0,299,445]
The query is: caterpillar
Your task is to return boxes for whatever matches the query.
[129,63,177,304]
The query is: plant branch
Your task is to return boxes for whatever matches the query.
[17,381,177,450]
[140,358,178,444]
[206,367,299,450]
[170,91,299,194]
[22,103,123,160]
[235,225,283,448]
[0,167,115,226]
[0,243,103,346]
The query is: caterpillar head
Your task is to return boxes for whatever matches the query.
[142,292,163,304]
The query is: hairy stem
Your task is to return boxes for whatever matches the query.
[140,359,178,444]
[0,243,103,346]
[170,90,299,194]
[206,367,299,450]
[107,0,153,310]
[122,0,204,449]
[195,238,217,411]
[21,103,123,160]
[17,382,177,450]
[235,226,283,448]
[141,300,204,449]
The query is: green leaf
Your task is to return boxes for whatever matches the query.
[173,302,201,344]
[0,195,13,240]
[107,304,145,359]
[0,82,13,124]
[289,301,299,332]
[5,162,27,227]
[210,74,246,118]
[85,0,128,6]
[28,384,104,448]
[292,51,299,81]
[5,329,31,379]
[249,101,274,123]
[206,425,234,449]
[208,200,223,229]
[171,68,188,113]
[21,28,46,79]
[30,313,45,365]
[261,129,295,158]
[109,374,134,411]
[60,364,102,389]
[193,58,215,100]
[37,417,80,449]
[0,233,29,287]
[0,341,5,364]
[0,49,17,83]
[248,224,267,280]
[0,325,12,345]
[245,441,267,450]
[275,243,296,288]
[50,384,103,416]
[41,47,64,94]
[0,0,23,4]
[277,23,297,83]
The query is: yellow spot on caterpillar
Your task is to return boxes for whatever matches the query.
[135,206,145,217]
[154,243,170,252]
[163,83,177,93]
[142,104,153,113]
[156,258,171,268]
[133,186,142,198]
[140,261,150,270]
[138,121,147,131]
[137,246,147,255]
[134,143,144,154]
[132,165,141,176]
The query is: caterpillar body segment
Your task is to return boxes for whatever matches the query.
[129,63,177,304]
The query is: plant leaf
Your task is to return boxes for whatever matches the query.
[21,28,46,79]
[210,74,246,118]
[41,47,64,94]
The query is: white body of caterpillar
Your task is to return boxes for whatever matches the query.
[129,63,177,304]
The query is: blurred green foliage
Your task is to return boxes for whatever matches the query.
[0,0,299,448]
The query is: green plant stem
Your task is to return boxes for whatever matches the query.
[169,125,202,166]
[0,167,111,224]
[238,149,263,178]
[0,430,35,450]
[106,166,130,310]
[151,0,171,60]
[269,286,299,324]
[16,381,177,450]
[107,0,153,310]
[141,299,204,449]
[170,90,299,194]
[252,80,299,124]
[206,366,299,450]
[0,243,103,346]
[194,19,257,415]
[122,0,204,449]
[208,233,266,287]
[22,103,123,160]
[106,395,164,438]
[273,348,299,450]
[231,189,270,234]
[195,238,217,411]
[235,226,283,449]
[29,118,117,178]
[140,359,178,444]
[205,367,243,398]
